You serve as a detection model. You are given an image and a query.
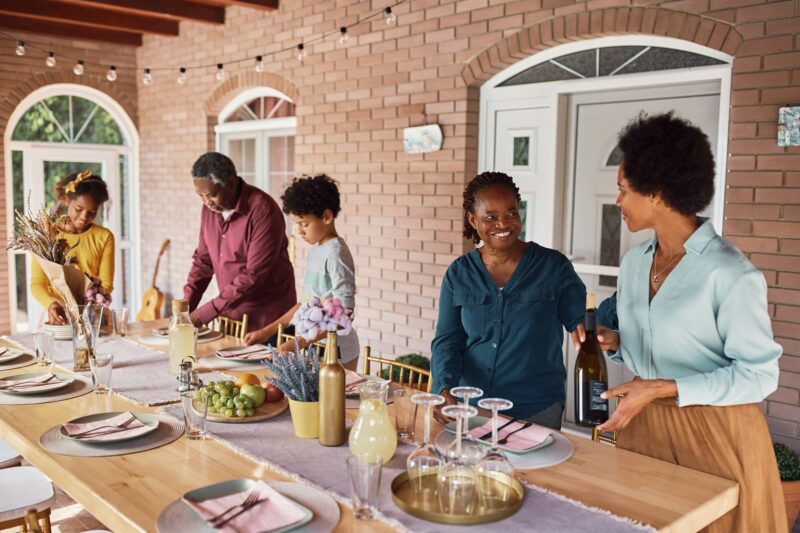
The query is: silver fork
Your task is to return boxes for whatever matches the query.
[69,415,137,437]
[207,489,260,527]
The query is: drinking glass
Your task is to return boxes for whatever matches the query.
[449,386,484,464]
[34,330,55,368]
[476,398,515,510]
[112,307,129,337]
[90,353,113,394]
[438,404,478,515]
[393,388,418,442]
[182,390,208,440]
[347,453,383,519]
[406,393,445,502]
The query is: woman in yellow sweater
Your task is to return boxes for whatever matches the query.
[30,171,114,325]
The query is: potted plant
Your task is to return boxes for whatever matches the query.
[262,343,320,438]
[775,442,800,528]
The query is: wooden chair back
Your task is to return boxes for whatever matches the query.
[211,314,249,340]
[361,346,432,392]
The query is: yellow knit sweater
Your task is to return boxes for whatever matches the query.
[30,224,115,308]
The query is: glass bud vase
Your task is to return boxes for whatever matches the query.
[348,381,397,463]
[67,303,103,372]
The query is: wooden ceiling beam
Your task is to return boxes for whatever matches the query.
[53,0,225,25]
[0,0,179,36]
[191,0,279,11]
[0,15,142,46]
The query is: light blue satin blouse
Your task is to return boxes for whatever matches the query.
[611,218,781,407]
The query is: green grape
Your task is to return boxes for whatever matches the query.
[236,409,247,417]
[232,387,240,396]
[225,380,235,388]
[245,408,255,417]
[226,399,235,409]
[234,398,244,408]
[224,408,234,417]
[214,384,225,393]
[214,400,224,409]
[207,381,216,388]
[212,393,220,403]
[243,397,254,409]
[209,406,218,414]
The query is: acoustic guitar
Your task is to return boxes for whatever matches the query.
[136,239,170,322]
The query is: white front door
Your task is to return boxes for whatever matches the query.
[22,146,120,330]
[485,99,558,247]
[563,82,721,426]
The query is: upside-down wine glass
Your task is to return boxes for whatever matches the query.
[406,393,446,503]
[476,398,515,510]
[449,386,484,465]
[438,404,478,515]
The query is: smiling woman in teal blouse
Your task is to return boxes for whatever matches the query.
[432,172,585,429]
[573,113,784,532]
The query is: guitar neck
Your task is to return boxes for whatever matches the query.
[150,240,170,288]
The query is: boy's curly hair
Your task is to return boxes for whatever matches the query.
[281,174,341,218]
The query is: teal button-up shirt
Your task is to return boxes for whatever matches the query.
[612,218,781,407]
[431,243,586,418]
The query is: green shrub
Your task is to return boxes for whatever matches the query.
[774,442,800,482]
[379,354,430,384]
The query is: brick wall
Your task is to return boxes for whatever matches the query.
[0,31,138,334]
[0,0,796,451]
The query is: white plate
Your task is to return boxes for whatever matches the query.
[152,326,212,338]
[157,480,339,533]
[445,416,555,454]
[59,411,160,444]
[0,372,76,396]
[0,348,26,364]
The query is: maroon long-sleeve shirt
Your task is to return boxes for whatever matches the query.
[183,179,296,329]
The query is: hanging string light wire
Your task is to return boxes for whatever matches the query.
[0,0,405,82]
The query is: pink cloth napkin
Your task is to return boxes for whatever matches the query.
[468,418,553,452]
[344,370,367,394]
[216,345,271,360]
[62,411,153,442]
[0,373,64,392]
[183,480,306,533]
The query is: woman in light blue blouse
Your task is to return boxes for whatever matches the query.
[573,113,784,532]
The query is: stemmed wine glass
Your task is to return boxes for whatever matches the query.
[438,404,478,515]
[406,393,446,502]
[449,386,484,465]
[476,398,515,510]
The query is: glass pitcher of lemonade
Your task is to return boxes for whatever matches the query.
[348,381,397,463]
[168,299,197,375]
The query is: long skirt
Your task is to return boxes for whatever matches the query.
[616,399,787,532]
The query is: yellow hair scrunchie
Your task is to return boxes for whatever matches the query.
[64,170,92,195]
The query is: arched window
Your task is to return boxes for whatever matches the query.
[215,88,296,201]
[6,86,139,332]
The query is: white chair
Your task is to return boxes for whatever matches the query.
[0,439,22,469]
[0,466,55,532]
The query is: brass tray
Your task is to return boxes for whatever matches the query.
[390,471,524,525]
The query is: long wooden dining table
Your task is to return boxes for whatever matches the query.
[0,320,739,532]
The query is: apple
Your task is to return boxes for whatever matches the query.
[239,383,266,408]
[265,384,284,403]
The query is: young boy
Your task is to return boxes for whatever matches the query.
[243,174,360,370]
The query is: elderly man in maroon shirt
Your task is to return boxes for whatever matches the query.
[184,152,296,334]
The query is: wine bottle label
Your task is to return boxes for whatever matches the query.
[589,380,608,412]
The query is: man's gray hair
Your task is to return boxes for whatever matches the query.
[191,152,237,186]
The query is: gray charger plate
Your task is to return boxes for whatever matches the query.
[157,480,339,533]
[59,411,160,444]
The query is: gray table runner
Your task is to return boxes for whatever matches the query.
[161,405,653,532]
[6,334,229,406]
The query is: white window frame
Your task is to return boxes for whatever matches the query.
[4,83,142,332]
[479,35,733,280]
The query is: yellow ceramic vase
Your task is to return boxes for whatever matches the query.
[288,399,320,439]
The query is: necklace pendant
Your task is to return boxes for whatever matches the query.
[653,275,659,284]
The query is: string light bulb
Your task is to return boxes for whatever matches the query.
[73,60,84,76]
[216,63,226,81]
[46,52,56,68]
[384,7,396,25]
[296,43,306,62]
[142,68,153,85]
[255,55,266,73]
[106,65,117,82]
[177,67,186,84]
[15,41,25,56]
[339,27,349,44]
